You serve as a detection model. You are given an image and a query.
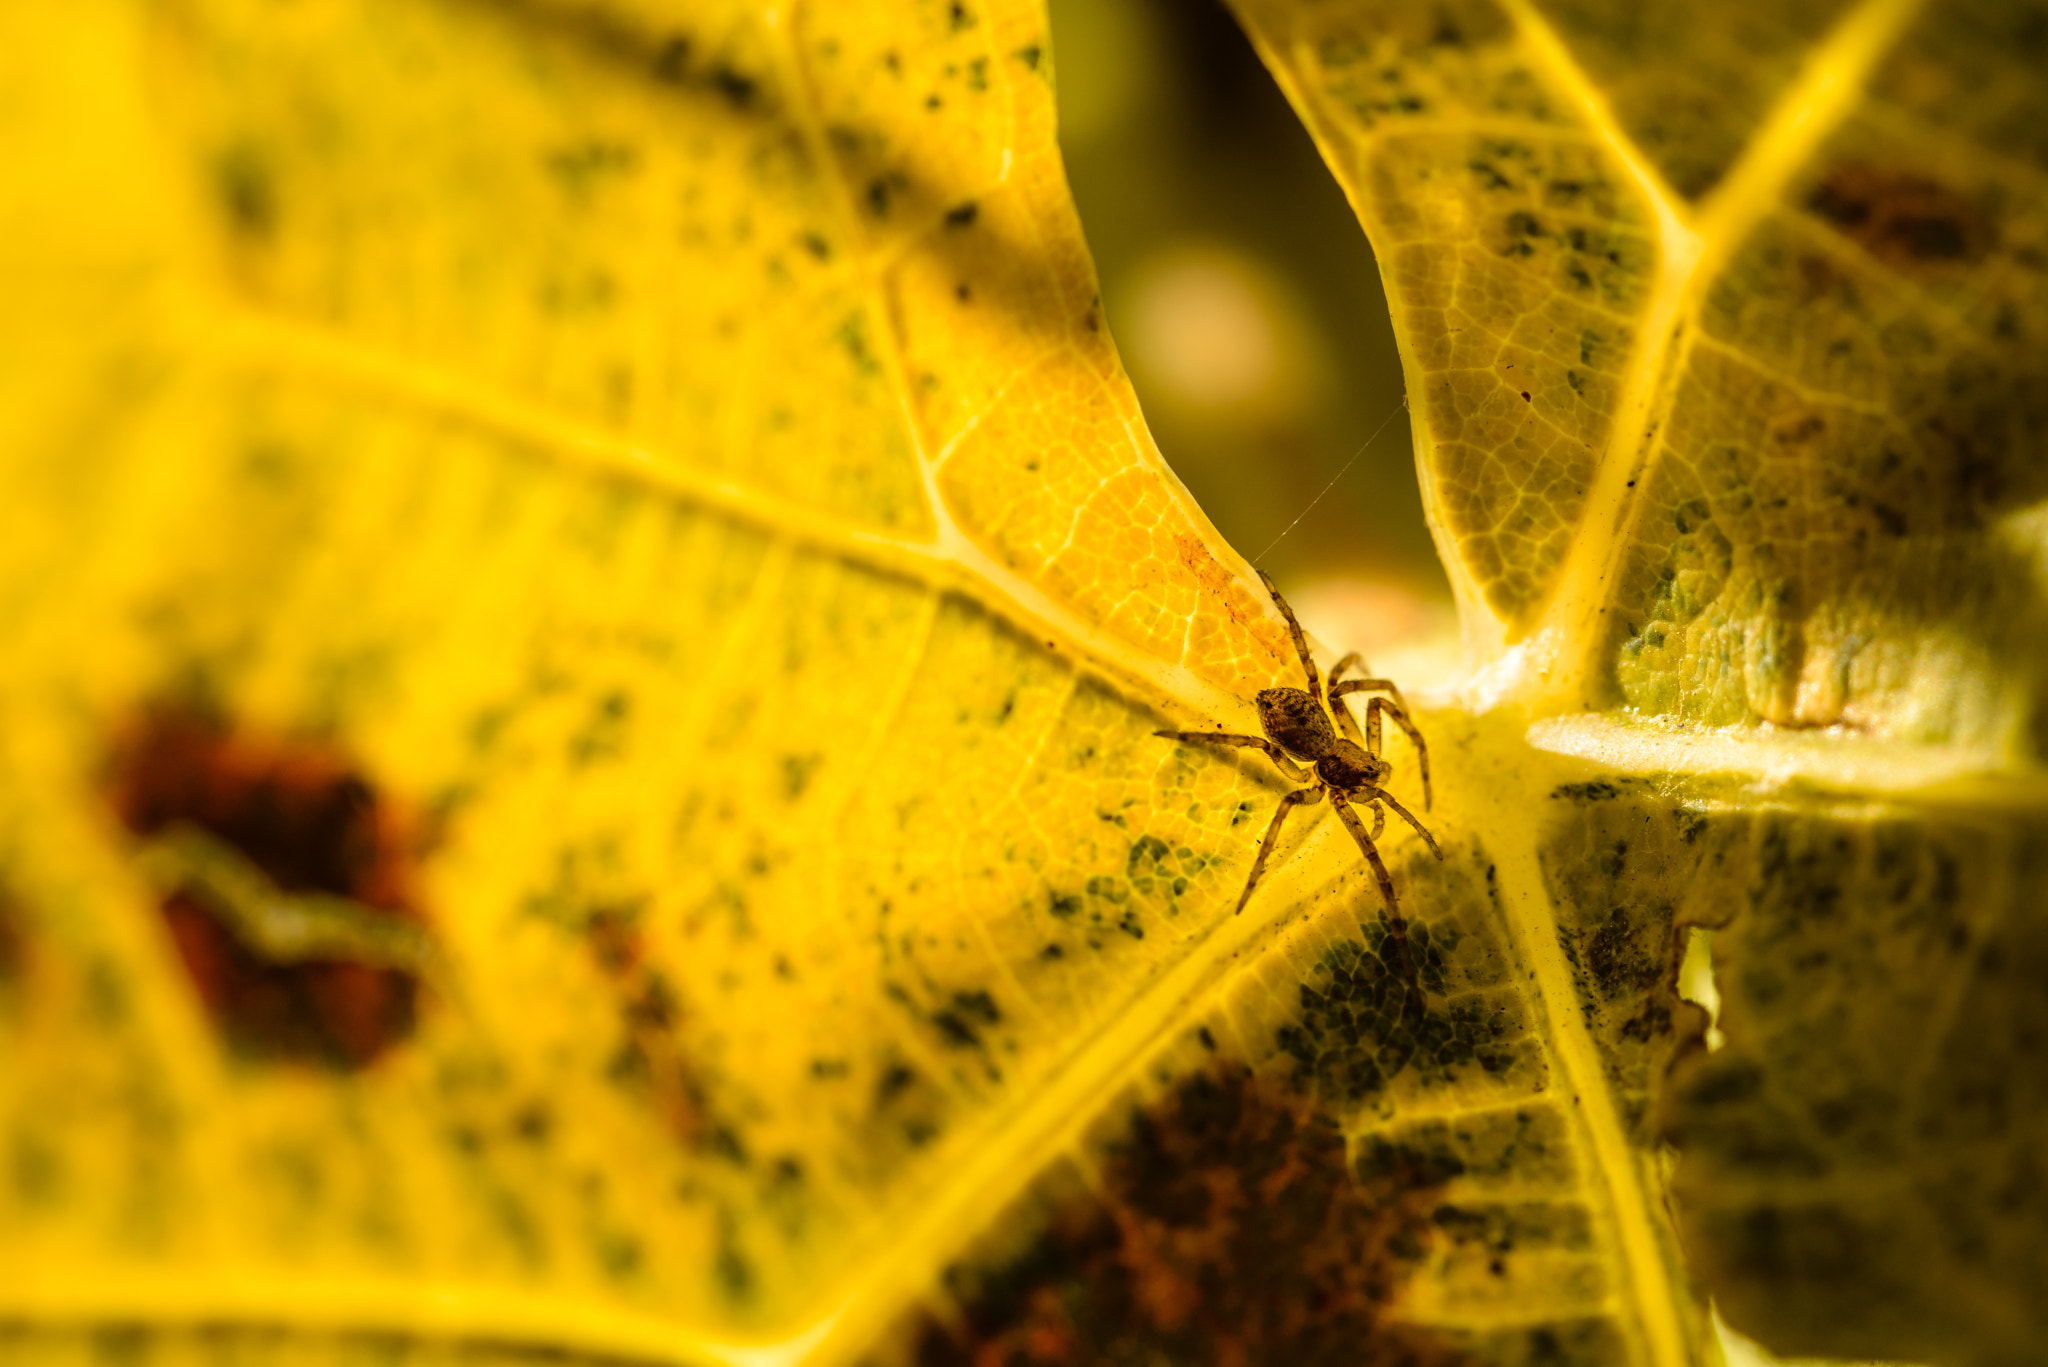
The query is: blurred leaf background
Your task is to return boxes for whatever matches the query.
[1048,0,1454,663]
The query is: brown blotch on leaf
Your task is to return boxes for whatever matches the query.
[1807,165,1991,267]
[104,707,428,1069]
[913,1064,1472,1367]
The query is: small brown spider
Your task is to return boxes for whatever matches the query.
[1157,571,1443,975]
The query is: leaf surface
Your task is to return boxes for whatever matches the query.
[1228,0,2048,1361]
[0,0,1302,1354]
[2,2,2044,1367]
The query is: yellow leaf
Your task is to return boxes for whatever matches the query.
[2,2,2042,1367]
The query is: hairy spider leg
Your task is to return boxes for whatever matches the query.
[1235,785,1325,914]
[1154,730,1312,783]
[1328,653,1408,709]
[1330,791,1422,999]
[1328,654,1409,748]
[1257,569,1322,703]
[1327,684,1366,747]
[1375,787,1444,860]
[1328,652,1395,744]
[1329,791,1397,909]
[1329,682,1433,809]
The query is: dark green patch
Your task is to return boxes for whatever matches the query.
[1551,780,1621,802]
[512,1102,554,1144]
[1576,907,1662,1001]
[544,140,640,204]
[1086,875,1128,904]
[569,689,632,765]
[711,66,757,109]
[875,1061,919,1105]
[1126,834,1169,874]
[1278,928,1512,1105]
[651,35,691,83]
[1468,159,1514,192]
[836,311,880,375]
[865,175,898,218]
[932,989,1001,1049]
[715,1219,756,1302]
[596,1229,644,1280]
[90,1325,150,1367]
[781,752,823,800]
[1618,1000,1672,1043]
[708,1124,749,1166]
[215,143,277,237]
[1352,1131,1466,1189]
[10,1127,62,1205]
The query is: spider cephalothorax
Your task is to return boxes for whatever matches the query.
[1157,571,1442,983]
[1254,686,1390,790]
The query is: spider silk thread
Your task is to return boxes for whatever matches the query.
[1252,395,1408,566]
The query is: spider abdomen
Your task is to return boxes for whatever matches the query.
[1255,687,1337,761]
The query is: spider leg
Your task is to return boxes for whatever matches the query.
[1329,684,1432,809]
[1256,569,1322,703]
[1374,787,1444,860]
[1331,707,1366,747]
[1329,793,1398,911]
[1328,672,1409,715]
[1325,654,1369,745]
[1330,792,1422,1000]
[1235,784,1325,915]
[1328,662,1406,745]
[1155,730,1311,784]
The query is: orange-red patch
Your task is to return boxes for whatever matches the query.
[913,1063,1472,1367]
[1174,533,1288,670]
